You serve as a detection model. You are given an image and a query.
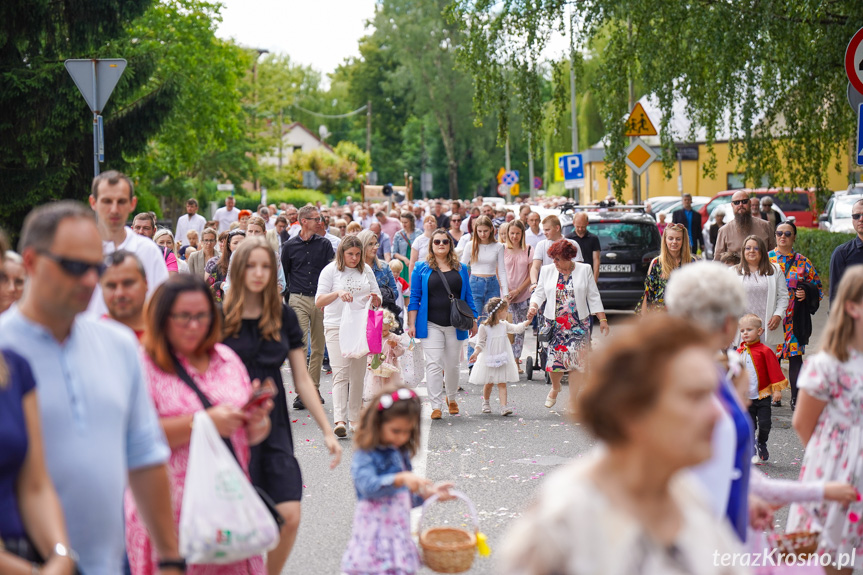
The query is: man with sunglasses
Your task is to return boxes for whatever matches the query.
[713,190,775,261]
[0,202,182,575]
[281,205,334,409]
[828,198,863,304]
[86,171,169,317]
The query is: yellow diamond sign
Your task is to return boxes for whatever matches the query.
[625,137,657,175]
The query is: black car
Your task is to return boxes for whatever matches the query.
[569,207,660,310]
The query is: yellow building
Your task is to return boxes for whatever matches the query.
[577,141,852,205]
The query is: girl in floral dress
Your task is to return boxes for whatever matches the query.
[787,266,863,572]
[636,223,695,313]
[363,310,406,403]
[342,388,453,575]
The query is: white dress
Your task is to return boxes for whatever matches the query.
[468,321,526,385]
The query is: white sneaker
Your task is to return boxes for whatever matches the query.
[500,405,513,416]
[481,400,491,414]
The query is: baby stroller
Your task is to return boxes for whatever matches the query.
[524,310,569,386]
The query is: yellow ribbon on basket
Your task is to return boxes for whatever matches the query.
[476,532,491,556]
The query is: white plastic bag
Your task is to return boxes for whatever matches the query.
[400,334,425,389]
[340,301,371,359]
[179,411,279,564]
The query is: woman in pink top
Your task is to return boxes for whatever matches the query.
[125,275,273,575]
[503,221,534,372]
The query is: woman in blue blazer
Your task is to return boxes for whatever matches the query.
[407,228,477,420]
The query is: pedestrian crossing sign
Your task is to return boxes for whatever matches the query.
[625,102,658,137]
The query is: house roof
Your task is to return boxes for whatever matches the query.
[285,121,334,152]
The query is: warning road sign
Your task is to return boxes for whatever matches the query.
[624,102,658,137]
[845,27,863,96]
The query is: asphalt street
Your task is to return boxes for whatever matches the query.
[279,305,833,575]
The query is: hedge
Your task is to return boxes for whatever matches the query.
[214,189,329,211]
[794,228,855,290]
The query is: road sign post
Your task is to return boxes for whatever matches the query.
[561,153,584,190]
[857,104,863,167]
[65,59,127,178]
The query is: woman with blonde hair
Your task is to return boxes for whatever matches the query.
[637,223,695,312]
[503,220,533,371]
[316,236,382,437]
[788,266,863,574]
[222,239,340,575]
[345,221,363,236]
[154,229,189,274]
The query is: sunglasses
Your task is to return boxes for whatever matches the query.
[39,250,106,278]
[731,199,749,206]
[775,230,794,238]
[666,223,685,231]
[432,238,450,246]
[853,213,863,221]
[228,230,246,237]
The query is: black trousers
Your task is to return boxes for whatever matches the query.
[749,396,772,445]
[788,355,803,404]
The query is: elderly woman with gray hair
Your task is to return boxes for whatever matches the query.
[665,261,765,542]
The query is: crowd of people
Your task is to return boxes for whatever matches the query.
[2,170,863,575]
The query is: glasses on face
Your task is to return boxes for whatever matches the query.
[170,312,213,326]
[202,238,216,244]
[731,199,749,206]
[38,250,106,278]
[744,246,760,252]
[432,238,450,246]
[303,216,322,222]
[775,230,794,238]
[852,213,863,221]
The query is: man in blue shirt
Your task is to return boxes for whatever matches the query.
[0,201,182,575]
[829,198,863,304]
[672,193,704,253]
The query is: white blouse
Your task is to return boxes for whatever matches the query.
[315,262,381,327]
[459,241,509,294]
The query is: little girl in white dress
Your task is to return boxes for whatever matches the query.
[468,297,530,416]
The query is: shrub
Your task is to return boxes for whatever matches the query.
[794,228,854,290]
[212,189,329,211]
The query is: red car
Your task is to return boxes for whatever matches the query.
[699,188,818,228]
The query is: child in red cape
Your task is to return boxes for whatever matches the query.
[737,313,788,463]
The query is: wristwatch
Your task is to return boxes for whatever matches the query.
[52,543,78,563]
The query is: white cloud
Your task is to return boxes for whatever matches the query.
[215,0,377,77]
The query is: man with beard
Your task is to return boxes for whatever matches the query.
[713,190,775,260]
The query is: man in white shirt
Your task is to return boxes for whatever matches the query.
[174,198,206,244]
[525,211,545,250]
[213,196,239,232]
[86,171,169,317]
[530,214,583,284]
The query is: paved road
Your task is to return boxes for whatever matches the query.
[280,306,834,574]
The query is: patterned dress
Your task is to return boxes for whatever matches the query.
[545,272,590,373]
[125,345,264,575]
[786,350,863,566]
[204,256,227,303]
[768,250,823,358]
[636,257,696,313]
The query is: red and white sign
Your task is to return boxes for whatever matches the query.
[846,27,863,96]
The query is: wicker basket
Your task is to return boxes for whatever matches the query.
[769,530,819,559]
[419,490,479,573]
[371,361,399,378]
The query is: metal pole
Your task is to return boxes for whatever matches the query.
[366,101,372,155]
[528,132,535,200]
[570,55,578,155]
[92,60,100,177]
[628,19,638,204]
[505,135,511,172]
[677,149,684,195]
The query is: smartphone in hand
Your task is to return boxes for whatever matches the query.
[243,379,277,411]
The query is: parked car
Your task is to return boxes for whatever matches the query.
[702,202,787,260]
[645,196,685,216]
[700,188,817,228]
[820,193,863,234]
[656,196,711,217]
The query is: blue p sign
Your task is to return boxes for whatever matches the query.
[562,153,584,181]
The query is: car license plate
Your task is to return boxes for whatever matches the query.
[599,264,630,273]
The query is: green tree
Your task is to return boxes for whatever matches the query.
[0,0,178,236]
[450,1,862,198]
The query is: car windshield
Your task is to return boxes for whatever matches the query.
[706,195,734,216]
[836,197,863,219]
[592,222,659,250]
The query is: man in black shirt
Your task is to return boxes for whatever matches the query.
[566,212,601,279]
[829,198,863,305]
[433,201,450,229]
[281,205,334,408]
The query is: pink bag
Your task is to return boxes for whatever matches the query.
[366,307,383,354]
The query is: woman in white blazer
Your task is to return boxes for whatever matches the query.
[527,239,608,409]
[735,234,789,352]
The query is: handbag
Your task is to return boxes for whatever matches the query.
[435,269,474,331]
[367,304,384,354]
[172,358,286,528]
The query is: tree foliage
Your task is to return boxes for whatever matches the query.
[450,0,862,198]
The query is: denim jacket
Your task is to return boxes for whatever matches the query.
[352,446,424,508]
[372,260,398,297]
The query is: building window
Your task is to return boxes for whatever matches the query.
[726,173,770,190]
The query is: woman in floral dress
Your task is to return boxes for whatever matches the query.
[636,223,695,313]
[528,240,608,409]
[787,266,863,574]
[769,221,823,410]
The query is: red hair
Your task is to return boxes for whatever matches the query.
[547,239,578,261]
[238,209,252,219]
